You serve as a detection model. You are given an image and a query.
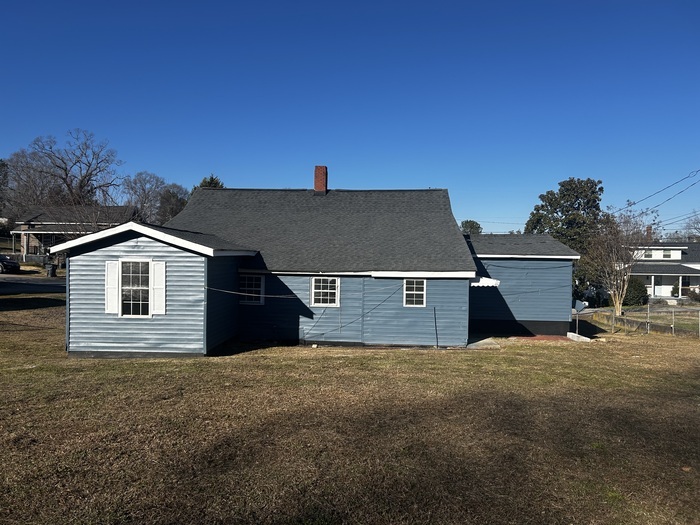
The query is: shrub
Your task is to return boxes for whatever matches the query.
[687,289,700,303]
[623,277,649,306]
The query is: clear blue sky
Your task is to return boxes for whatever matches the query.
[2,1,699,233]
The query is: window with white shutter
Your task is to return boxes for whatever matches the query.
[105,260,166,317]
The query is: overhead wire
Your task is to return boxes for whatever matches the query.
[610,169,699,215]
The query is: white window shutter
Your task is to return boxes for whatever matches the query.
[152,261,166,315]
[105,261,119,313]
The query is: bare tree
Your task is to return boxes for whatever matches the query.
[681,212,700,239]
[156,183,189,225]
[4,149,65,215]
[122,171,165,223]
[6,129,123,209]
[4,131,131,257]
[584,210,657,316]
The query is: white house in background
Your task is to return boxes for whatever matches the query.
[631,243,700,298]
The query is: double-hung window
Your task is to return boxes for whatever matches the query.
[122,261,150,316]
[105,260,166,317]
[404,279,426,307]
[240,274,264,305]
[311,277,339,307]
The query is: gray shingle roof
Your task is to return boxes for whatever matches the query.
[631,262,700,275]
[143,224,255,252]
[165,188,475,273]
[16,205,138,225]
[467,234,580,258]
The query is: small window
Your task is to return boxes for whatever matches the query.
[663,250,671,259]
[122,261,150,316]
[404,279,426,307]
[643,250,652,259]
[105,260,166,317]
[240,274,264,305]
[311,277,339,307]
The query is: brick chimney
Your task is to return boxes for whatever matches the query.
[646,225,653,241]
[314,165,328,195]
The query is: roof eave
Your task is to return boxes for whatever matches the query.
[262,270,477,278]
[212,249,258,257]
[49,222,252,257]
[476,254,580,260]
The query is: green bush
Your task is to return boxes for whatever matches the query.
[623,277,649,306]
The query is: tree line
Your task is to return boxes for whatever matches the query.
[0,129,224,230]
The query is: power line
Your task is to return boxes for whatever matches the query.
[611,169,700,215]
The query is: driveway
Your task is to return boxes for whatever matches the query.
[0,272,66,295]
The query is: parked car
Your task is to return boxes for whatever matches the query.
[0,254,21,273]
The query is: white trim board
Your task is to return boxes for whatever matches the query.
[49,221,257,257]
[475,254,580,260]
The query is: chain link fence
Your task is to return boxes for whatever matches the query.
[590,303,700,337]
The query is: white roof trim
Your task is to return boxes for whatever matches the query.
[635,246,688,250]
[49,221,257,257]
[11,229,100,235]
[15,221,121,226]
[370,271,476,278]
[263,270,477,278]
[470,277,501,287]
[477,254,580,260]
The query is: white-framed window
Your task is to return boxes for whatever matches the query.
[663,249,671,259]
[121,261,150,316]
[311,277,339,307]
[240,274,264,305]
[105,260,166,317]
[643,250,652,259]
[404,279,426,307]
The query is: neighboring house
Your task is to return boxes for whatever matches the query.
[466,234,580,336]
[50,167,477,355]
[10,206,138,260]
[630,243,700,298]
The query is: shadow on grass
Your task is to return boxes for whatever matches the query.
[3,348,698,524]
[208,340,295,357]
[574,319,608,338]
[0,296,65,312]
[158,385,698,524]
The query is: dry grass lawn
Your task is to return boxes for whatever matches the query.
[1,295,699,524]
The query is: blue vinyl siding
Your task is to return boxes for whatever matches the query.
[363,278,469,346]
[299,277,364,343]
[67,236,207,354]
[471,259,573,322]
[239,275,469,347]
[205,257,239,350]
[237,274,314,342]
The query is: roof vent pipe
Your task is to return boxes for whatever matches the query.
[314,166,328,195]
